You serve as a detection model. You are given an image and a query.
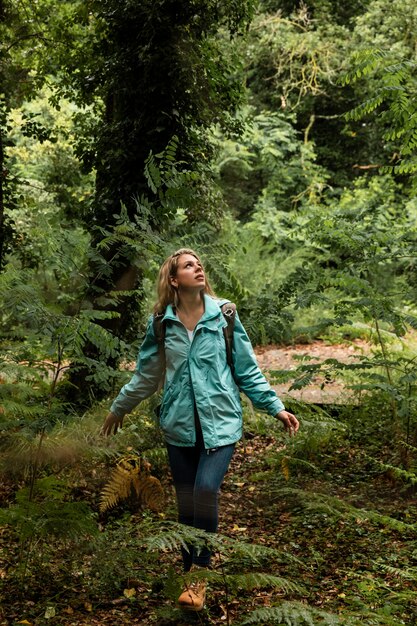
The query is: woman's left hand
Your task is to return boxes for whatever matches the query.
[276,410,299,435]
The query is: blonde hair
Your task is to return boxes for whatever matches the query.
[153,248,215,314]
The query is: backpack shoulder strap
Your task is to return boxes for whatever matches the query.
[221,302,236,372]
[153,312,166,393]
[153,312,166,348]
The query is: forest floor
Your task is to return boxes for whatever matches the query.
[2,337,417,625]
[254,337,371,405]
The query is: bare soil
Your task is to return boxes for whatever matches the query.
[254,338,371,404]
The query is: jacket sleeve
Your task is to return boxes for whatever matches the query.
[232,311,285,417]
[110,315,164,418]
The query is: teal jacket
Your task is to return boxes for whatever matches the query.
[110,295,285,448]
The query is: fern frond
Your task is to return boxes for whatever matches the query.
[143,522,213,553]
[403,314,417,331]
[372,562,417,581]
[400,440,417,455]
[275,487,416,533]
[230,540,304,568]
[1,478,98,541]
[240,600,351,625]
[99,454,164,513]
[99,466,133,513]
[226,572,302,595]
[133,475,165,512]
[365,455,417,486]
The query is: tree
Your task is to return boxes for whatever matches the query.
[42,0,258,398]
[0,0,68,267]
[0,0,26,267]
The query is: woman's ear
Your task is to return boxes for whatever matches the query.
[170,276,178,289]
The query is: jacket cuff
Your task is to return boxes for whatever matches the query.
[109,402,126,419]
[268,397,285,416]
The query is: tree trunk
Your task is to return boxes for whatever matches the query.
[0,121,4,268]
[0,0,5,268]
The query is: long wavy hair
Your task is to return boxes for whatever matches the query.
[153,248,216,314]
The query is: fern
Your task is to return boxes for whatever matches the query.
[141,521,303,578]
[372,562,417,582]
[0,476,97,542]
[142,521,214,553]
[240,600,353,625]
[99,453,164,513]
[365,455,417,486]
[243,596,408,625]
[229,540,304,568]
[245,604,406,626]
[399,440,417,455]
[274,487,416,533]
[225,572,302,595]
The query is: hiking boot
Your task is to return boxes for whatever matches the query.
[178,567,207,611]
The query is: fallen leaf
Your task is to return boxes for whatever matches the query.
[231,524,247,532]
[123,588,136,598]
[44,606,56,619]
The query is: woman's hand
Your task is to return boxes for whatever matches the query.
[101,411,124,436]
[276,410,299,436]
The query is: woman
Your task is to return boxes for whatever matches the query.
[102,248,299,611]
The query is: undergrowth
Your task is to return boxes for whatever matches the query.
[1,316,417,624]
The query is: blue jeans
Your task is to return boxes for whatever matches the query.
[167,436,235,570]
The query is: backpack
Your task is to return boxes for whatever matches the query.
[153,302,236,374]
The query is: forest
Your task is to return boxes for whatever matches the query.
[1,0,417,624]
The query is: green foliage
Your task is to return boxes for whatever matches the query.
[0,258,139,484]
[244,6,350,111]
[215,109,329,223]
[274,486,415,534]
[3,3,417,624]
[365,455,417,487]
[44,0,258,228]
[334,2,417,181]
[0,476,97,542]
[240,600,352,625]
[0,475,97,581]
[341,48,417,175]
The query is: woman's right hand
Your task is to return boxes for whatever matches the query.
[101,411,124,436]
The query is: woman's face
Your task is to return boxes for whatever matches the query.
[170,254,205,291]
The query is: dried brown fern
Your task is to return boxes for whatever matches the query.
[133,475,165,512]
[99,454,164,513]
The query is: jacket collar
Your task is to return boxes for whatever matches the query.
[162,294,228,329]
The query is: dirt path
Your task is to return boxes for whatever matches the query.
[254,339,370,404]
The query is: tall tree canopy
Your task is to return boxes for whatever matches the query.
[46,0,258,396]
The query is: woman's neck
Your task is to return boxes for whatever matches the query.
[176,291,205,315]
